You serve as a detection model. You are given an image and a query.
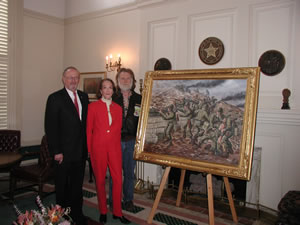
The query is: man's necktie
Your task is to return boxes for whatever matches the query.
[73,91,80,117]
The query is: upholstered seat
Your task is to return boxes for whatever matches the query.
[10,135,54,200]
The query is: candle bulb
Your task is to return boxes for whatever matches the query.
[106,56,108,65]
[109,54,113,66]
[118,54,121,63]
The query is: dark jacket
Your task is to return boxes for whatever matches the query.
[45,88,89,162]
[113,91,142,141]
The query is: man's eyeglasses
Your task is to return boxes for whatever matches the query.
[65,76,79,81]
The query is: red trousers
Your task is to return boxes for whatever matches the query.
[91,146,123,216]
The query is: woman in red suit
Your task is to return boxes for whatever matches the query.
[87,78,130,224]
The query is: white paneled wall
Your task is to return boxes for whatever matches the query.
[255,110,300,209]
[255,133,283,209]
[139,0,300,210]
[250,1,297,108]
[188,9,236,69]
[148,19,178,70]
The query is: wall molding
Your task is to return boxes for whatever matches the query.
[24,9,64,25]
[257,109,300,126]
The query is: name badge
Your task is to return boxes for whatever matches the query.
[134,105,141,117]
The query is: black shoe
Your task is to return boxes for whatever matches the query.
[99,214,107,224]
[124,201,134,211]
[113,215,131,224]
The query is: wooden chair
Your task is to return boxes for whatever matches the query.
[10,135,54,200]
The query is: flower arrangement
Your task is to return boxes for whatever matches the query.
[13,196,72,225]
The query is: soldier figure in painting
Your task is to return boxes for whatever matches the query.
[177,103,194,139]
[215,108,234,157]
[198,127,218,154]
[159,105,177,146]
[191,101,210,145]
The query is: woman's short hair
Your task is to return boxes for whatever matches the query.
[96,78,116,99]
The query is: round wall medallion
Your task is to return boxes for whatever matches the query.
[154,58,172,70]
[198,37,224,65]
[258,50,285,76]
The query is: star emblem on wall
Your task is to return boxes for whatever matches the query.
[204,43,218,58]
[198,37,224,65]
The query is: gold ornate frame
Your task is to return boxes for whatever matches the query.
[79,71,107,100]
[134,68,260,180]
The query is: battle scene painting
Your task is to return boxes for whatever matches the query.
[144,79,246,166]
[134,68,260,180]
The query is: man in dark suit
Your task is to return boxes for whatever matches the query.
[45,66,89,225]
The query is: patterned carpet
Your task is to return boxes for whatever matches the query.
[0,179,256,225]
[82,183,256,225]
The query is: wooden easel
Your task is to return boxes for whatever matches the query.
[147,167,238,225]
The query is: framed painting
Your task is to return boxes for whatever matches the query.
[134,68,260,180]
[79,71,107,100]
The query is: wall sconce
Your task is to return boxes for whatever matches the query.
[105,54,121,72]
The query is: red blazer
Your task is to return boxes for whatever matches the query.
[86,99,122,158]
